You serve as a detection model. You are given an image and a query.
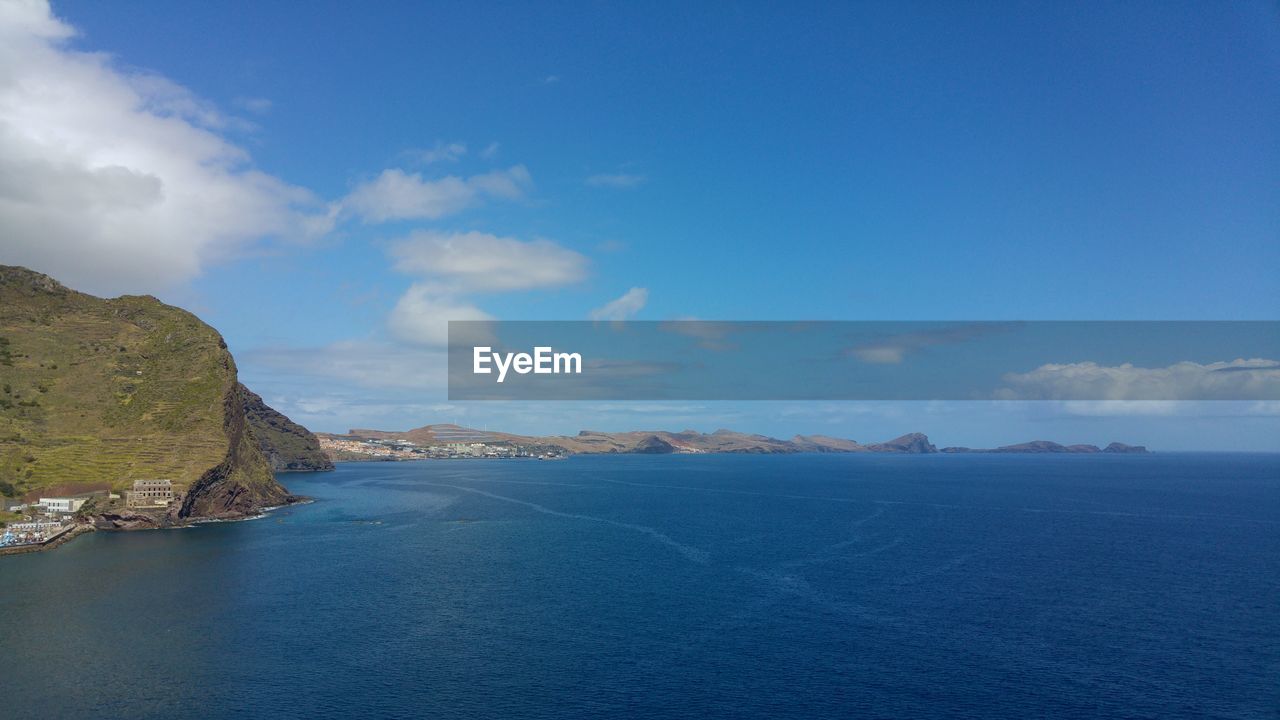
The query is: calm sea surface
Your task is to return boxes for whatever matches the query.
[2,453,1277,718]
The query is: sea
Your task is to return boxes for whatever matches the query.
[2,453,1277,719]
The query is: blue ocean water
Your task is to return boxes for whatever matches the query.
[1,453,1277,718]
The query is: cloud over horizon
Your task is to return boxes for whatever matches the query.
[997,359,1280,400]
[0,0,330,296]
[589,287,649,320]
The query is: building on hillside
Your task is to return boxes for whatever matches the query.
[39,497,87,514]
[126,479,174,508]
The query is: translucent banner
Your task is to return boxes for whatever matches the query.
[447,321,1280,401]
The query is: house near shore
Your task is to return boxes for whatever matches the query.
[126,479,174,508]
[39,497,88,514]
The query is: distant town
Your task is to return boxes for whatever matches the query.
[317,428,571,462]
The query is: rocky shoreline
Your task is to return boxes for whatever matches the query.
[1,495,312,556]
[0,523,95,556]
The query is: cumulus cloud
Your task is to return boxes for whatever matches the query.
[384,230,588,346]
[0,0,330,296]
[387,282,491,347]
[415,141,467,164]
[341,165,530,223]
[589,287,648,321]
[996,359,1280,400]
[586,173,646,189]
[389,230,588,292]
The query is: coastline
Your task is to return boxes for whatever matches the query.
[1,495,313,557]
[187,495,316,525]
[0,523,95,557]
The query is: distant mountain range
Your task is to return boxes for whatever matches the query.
[940,440,1148,454]
[322,424,1148,456]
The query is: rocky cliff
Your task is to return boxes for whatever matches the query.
[864,432,938,454]
[0,265,318,521]
[241,384,335,472]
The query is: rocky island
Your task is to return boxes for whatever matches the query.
[940,441,1149,454]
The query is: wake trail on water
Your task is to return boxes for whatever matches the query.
[346,471,1274,524]
[413,482,711,564]
[599,478,876,505]
[444,477,591,488]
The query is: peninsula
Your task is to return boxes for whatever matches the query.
[0,265,330,549]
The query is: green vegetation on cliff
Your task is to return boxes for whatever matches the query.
[242,384,334,472]
[0,265,320,519]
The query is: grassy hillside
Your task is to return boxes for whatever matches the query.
[0,265,289,516]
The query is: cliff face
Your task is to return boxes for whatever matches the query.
[864,433,938,454]
[0,265,297,520]
[178,382,289,519]
[241,384,334,472]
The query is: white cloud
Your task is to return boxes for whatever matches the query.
[387,282,491,347]
[384,230,588,347]
[341,165,530,223]
[585,173,646,188]
[1056,401,1183,417]
[416,141,467,164]
[480,141,500,160]
[389,230,588,292]
[245,339,449,391]
[589,287,649,321]
[0,0,329,296]
[233,96,272,115]
[1056,400,1280,417]
[0,0,73,40]
[997,359,1280,400]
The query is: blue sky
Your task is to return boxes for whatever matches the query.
[2,1,1278,448]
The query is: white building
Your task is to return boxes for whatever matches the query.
[39,497,87,514]
[7,520,65,534]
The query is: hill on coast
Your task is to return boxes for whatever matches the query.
[0,265,330,522]
[323,424,1147,457]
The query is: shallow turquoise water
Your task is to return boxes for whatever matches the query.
[2,453,1277,718]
